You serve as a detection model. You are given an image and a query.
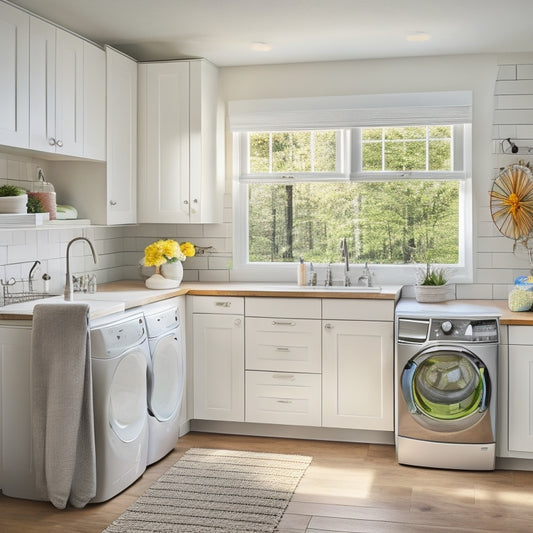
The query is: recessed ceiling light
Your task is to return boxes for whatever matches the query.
[406,31,431,42]
[250,42,272,52]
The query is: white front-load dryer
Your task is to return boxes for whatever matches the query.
[143,298,185,465]
[90,310,151,502]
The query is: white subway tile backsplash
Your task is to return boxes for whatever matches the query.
[456,283,494,299]
[498,64,517,81]
[495,94,533,109]
[494,109,533,125]
[495,79,533,95]
[517,64,533,80]
[199,269,230,282]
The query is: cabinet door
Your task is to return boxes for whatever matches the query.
[322,320,393,431]
[0,3,29,148]
[138,61,190,223]
[83,42,105,161]
[509,345,533,453]
[29,16,55,152]
[106,47,137,224]
[189,59,221,223]
[55,28,84,156]
[193,313,244,421]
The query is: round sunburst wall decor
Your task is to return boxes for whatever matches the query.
[490,163,533,247]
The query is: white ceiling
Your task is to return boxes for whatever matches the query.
[8,0,533,67]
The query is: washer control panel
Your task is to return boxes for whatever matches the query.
[429,318,499,343]
[397,317,499,344]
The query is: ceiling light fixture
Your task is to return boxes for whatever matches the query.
[250,42,272,52]
[406,31,431,42]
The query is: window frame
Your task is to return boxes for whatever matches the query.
[231,124,473,285]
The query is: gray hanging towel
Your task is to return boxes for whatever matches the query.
[31,303,96,509]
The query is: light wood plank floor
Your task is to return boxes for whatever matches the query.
[1,431,533,532]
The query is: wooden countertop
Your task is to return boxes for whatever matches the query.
[4,280,533,325]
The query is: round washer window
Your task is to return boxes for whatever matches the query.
[412,353,484,420]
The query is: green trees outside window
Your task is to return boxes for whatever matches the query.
[246,126,461,265]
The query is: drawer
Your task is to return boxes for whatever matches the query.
[246,297,321,319]
[322,298,394,321]
[191,296,244,315]
[245,317,321,373]
[245,371,321,426]
[509,325,533,345]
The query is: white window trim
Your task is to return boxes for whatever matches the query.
[230,107,473,285]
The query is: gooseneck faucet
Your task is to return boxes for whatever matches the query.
[64,237,98,301]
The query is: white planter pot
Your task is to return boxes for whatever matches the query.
[0,194,27,214]
[161,261,184,285]
[414,284,453,303]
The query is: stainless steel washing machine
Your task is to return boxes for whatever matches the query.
[395,299,500,471]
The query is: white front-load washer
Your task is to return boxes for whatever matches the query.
[143,298,185,465]
[90,310,151,502]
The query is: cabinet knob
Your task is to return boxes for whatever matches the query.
[48,138,56,146]
[234,318,241,326]
[183,200,189,205]
[56,139,63,148]
[109,200,117,206]
[324,323,333,330]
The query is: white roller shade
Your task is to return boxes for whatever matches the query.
[228,91,472,132]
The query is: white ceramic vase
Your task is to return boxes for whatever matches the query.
[161,260,184,285]
[145,265,180,289]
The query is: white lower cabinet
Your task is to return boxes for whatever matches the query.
[191,295,394,434]
[508,326,533,454]
[245,371,321,426]
[192,297,244,422]
[322,319,394,431]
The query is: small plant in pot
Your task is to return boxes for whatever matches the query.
[0,185,29,214]
[415,263,452,303]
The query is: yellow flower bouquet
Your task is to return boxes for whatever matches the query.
[144,239,195,267]
[143,239,195,289]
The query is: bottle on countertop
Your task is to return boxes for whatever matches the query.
[297,257,306,286]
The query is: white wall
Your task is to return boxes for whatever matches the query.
[3,53,533,300]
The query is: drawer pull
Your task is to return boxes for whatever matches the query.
[276,399,293,404]
[275,346,290,352]
[272,373,295,380]
[272,320,296,326]
[324,323,334,330]
[215,301,231,307]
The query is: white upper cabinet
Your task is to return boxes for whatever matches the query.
[0,3,29,148]
[83,42,106,161]
[138,59,223,224]
[29,18,84,157]
[27,14,105,161]
[105,46,137,224]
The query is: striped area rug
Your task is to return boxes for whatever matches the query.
[103,448,312,532]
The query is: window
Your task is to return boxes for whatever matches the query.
[230,93,472,284]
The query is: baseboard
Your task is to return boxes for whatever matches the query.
[189,419,395,445]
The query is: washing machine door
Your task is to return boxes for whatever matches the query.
[148,332,184,422]
[401,345,490,432]
[109,348,148,442]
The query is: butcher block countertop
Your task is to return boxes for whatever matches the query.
[2,279,533,325]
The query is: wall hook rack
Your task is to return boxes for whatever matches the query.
[502,138,533,155]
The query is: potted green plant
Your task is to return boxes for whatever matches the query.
[415,263,453,303]
[0,185,28,214]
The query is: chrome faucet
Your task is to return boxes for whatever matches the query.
[340,238,351,286]
[28,260,41,292]
[64,237,98,301]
